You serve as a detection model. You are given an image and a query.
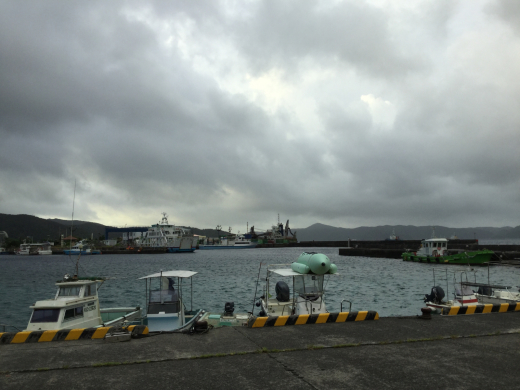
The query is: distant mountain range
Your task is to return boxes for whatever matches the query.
[0,214,108,241]
[293,223,520,241]
[1,214,519,242]
[0,214,234,242]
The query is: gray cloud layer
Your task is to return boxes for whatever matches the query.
[1,0,519,230]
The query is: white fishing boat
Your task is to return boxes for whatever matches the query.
[257,252,339,317]
[26,274,141,331]
[137,213,197,253]
[199,234,256,249]
[424,269,480,313]
[17,241,53,255]
[0,247,9,255]
[385,228,400,241]
[63,241,101,255]
[36,242,53,255]
[466,282,520,304]
[130,270,203,332]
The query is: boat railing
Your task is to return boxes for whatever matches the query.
[0,323,22,332]
[340,299,352,312]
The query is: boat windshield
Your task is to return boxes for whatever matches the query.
[30,309,60,323]
[454,284,474,296]
[147,277,180,313]
[58,286,81,296]
[294,274,324,299]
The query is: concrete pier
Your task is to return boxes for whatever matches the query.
[1,312,519,389]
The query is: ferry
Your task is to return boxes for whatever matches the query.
[26,274,141,331]
[136,213,197,253]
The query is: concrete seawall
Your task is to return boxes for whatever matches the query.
[1,312,519,389]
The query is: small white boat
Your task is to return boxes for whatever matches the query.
[64,241,90,255]
[199,234,256,249]
[424,269,481,313]
[0,247,8,255]
[257,252,339,317]
[385,228,400,241]
[463,279,520,305]
[26,274,141,331]
[132,270,203,332]
[63,241,102,255]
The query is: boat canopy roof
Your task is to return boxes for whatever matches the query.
[462,282,512,289]
[139,270,197,279]
[56,280,100,286]
[422,238,448,242]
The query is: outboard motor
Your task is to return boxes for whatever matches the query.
[424,286,445,304]
[275,281,290,302]
[224,302,234,316]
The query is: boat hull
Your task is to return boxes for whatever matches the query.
[166,247,196,253]
[199,244,256,250]
[63,250,94,255]
[402,250,494,265]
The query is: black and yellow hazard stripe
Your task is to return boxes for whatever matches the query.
[0,325,148,344]
[247,311,379,328]
[441,302,520,316]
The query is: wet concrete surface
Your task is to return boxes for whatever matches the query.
[1,312,520,389]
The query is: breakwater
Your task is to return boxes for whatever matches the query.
[260,239,482,259]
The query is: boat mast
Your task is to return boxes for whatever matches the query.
[70,180,80,279]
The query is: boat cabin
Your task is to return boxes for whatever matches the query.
[416,238,448,257]
[26,278,103,331]
[138,270,199,332]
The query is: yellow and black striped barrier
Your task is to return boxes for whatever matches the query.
[442,302,520,316]
[248,311,379,328]
[0,325,148,344]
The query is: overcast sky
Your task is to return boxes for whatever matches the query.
[1,0,519,232]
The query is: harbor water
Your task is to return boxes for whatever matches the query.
[1,247,519,330]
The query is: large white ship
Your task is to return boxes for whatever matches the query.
[137,213,197,253]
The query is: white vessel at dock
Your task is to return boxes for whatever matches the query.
[136,213,197,253]
[26,275,141,331]
[17,241,53,255]
[258,252,339,317]
[424,269,487,313]
[63,241,101,255]
[130,270,203,332]
[199,234,256,249]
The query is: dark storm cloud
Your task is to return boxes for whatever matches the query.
[488,0,520,34]
[0,1,519,229]
[229,0,421,78]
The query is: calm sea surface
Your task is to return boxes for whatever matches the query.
[1,247,519,330]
